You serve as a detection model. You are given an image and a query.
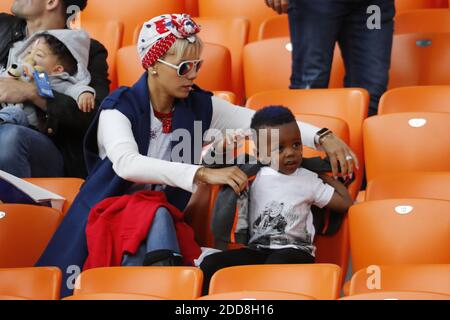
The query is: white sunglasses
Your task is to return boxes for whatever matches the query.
[157,59,203,77]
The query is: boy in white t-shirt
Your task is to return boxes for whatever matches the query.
[200,106,353,294]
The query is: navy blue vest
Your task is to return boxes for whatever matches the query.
[36,73,213,297]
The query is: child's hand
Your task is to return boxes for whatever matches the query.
[77,92,95,113]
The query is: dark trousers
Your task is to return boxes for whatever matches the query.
[200,247,315,295]
[288,0,395,116]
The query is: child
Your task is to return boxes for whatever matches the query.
[200,105,353,294]
[0,29,95,130]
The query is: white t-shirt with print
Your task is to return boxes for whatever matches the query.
[248,166,335,256]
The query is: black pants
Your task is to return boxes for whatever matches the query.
[288,0,395,116]
[200,247,315,295]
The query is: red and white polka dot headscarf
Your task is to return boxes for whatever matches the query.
[138,14,201,70]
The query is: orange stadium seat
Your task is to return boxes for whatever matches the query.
[199,291,316,300]
[0,205,62,268]
[198,0,278,42]
[184,0,199,16]
[379,86,450,114]
[212,91,237,104]
[389,33,450,88]
[0,267,61,300]
[64,293,165,300]
[187,17,249,104]
[294,114,350,158]
[395,0,448,13]
[117,42,232,92]
[349,199,450,273]
[259,15,289,40]
[243,37,345,98]
[395,9,450,34]
[348,264,450,296]
[80,0,186,46]
[209,264,342,300]
[363,112,450,182]
[23,178,84,216]
[78,20,123,90]
[340,291,450,300]
[184,184,216,248]
[365,172,450,201]
[0,0,13,13]
[72,267,203,300]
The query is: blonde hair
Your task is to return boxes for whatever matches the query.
[162,36,204,62]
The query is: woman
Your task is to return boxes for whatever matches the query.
[36,14,358,296]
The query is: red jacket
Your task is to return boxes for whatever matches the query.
[83,191,201,270]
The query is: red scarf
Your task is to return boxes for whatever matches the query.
[153,109,173,133]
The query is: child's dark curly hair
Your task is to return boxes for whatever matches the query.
[39,34,78,76]
[250,105,296,131]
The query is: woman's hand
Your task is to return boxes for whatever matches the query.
[320,133,359,180]
[211,129,252,154]
[194,166,248,195]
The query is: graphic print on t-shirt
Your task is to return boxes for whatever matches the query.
[249,200,311,248]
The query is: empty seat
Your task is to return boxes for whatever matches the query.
[0,267,61,300]
[24,178,84,215]
[379,86,450,114]
[349,199,450,273]
[243,37,345,98]
[395,9,450,34]
[117,43,232,92]
[81,0,186,46]
[365,172,450,201]
[73,267,203,300]
[395,0,448,13]
[340,291,450,300]
[258,15,289,40]
[198,0,278,42]
[209,264,342,300]
[185,17,249,104]
[363,112,450,182]
[64,293,165,300]
[0,205,62,268]
[78,20,123,90]
[185,0,199,16]
[199,291,316,300]
[348,264,450,296]
[389,33,450,88]
[0,0,13,13]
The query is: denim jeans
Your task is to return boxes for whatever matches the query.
[0,123,64,177]
[122,207,181,266]
[288,0,395,116]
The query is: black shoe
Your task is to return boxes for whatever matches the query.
[143,249,183,266]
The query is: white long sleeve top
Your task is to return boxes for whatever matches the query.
[97,96,320,193]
